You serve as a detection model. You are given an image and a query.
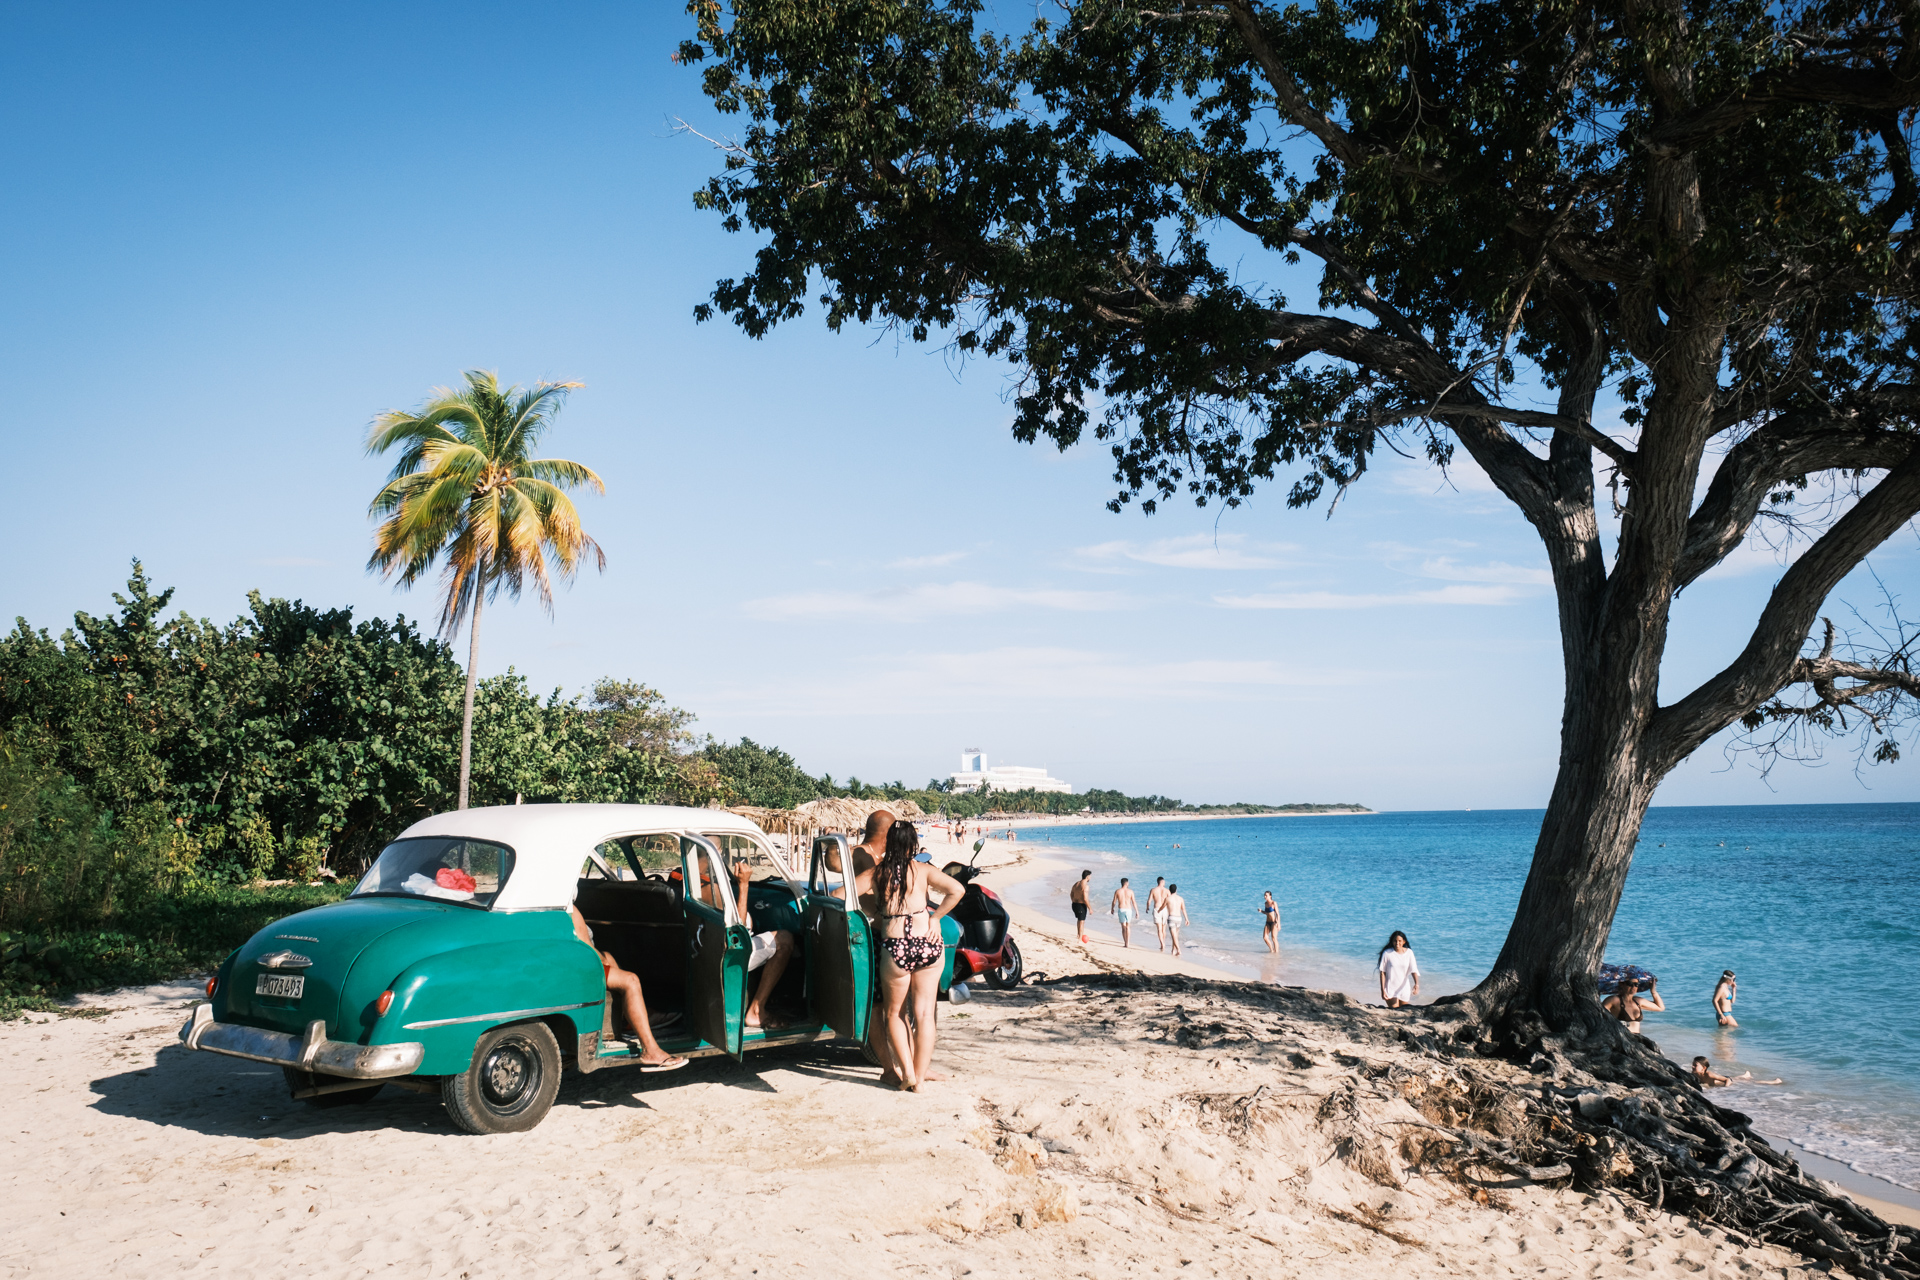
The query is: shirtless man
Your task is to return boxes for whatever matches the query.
[568,905,687,1071]
[1146,877,1172,951]
[1069,870,1093,943]
[1110,877,1138,948]
[1164,883,1192,956]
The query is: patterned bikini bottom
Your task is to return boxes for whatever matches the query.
[883,932,944,972]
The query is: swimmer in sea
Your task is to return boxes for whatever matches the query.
[1691,1055,1782,1087]
[1259,891,1280,954]
[1714,970,1739,1027]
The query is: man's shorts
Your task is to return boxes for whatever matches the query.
[1071,902,1089,921]
[747,894,806,970]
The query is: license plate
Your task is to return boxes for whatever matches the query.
[254,974,305,999]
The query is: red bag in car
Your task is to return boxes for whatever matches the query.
[436,866,477,893]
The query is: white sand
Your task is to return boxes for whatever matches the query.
[0,850,1889,1278]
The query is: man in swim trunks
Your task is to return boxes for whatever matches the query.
[1110,877,1138,948]
[1147,877,1171,951]
[568,904,687,1071]
[1165,883,1191,956]
[1069,870,1092,943]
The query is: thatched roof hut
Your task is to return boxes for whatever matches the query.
[790,796,926,829]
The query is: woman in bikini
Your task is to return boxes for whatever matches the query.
[1259,891,1280,954]
[871,820,965,1091]
[1603,976,1666,1033]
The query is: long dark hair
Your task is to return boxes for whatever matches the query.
[1378,930,1410,958]
[878,821,919,911]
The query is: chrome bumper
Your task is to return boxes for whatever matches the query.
[179,1004,424,1079]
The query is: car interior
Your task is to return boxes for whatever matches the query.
[572,831,816,1052]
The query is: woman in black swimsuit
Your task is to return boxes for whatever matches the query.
[872,821,964,1091]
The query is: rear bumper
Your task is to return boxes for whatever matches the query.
[178,1003,424,1079]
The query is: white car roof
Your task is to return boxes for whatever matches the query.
[393,803,768,911]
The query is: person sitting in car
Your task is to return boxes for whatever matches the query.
[568,904,687,1072]
[732,856,804,1030]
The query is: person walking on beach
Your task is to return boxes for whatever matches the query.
[1713,970,1739,1026]
[1164,884,1191,956]
[873,821,965,1092]
[1377,931,1420,1008]
[1147,877,1171,951]
[1069,870,1093,943]
[1110,877,1138,948]
[1259,891,1280,954]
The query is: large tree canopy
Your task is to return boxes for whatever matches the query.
[681,3,1920,1247]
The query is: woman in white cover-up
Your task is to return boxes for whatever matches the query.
[1377,931,1420,1008]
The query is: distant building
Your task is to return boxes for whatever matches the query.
[950,748,1071,795]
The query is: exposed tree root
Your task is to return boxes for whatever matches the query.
[1410,996,1919,1279]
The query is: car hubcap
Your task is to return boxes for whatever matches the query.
[481,1041,535,1108]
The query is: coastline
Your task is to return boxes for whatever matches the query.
[961,827,1920,1229]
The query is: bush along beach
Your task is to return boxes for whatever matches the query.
[0,565,1342,1011]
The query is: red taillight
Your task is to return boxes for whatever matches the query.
[375,990,394,1017]
[206,975,217,998]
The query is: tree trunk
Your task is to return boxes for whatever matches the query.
[457,589,484,811]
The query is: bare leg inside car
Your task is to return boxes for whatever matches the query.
[744,931,795,1030]
[602,955,685,1069]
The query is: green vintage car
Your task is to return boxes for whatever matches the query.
[180,804,963,1133]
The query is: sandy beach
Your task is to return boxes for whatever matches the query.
[2,837,1908,1278]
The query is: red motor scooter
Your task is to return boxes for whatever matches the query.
[942,839,1023,989]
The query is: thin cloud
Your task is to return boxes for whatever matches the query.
[1215,584,1526,609]
[700,645,1368,715]
[1071,533,1293,571]
[1418,556,1553,585]
[743,581,1130,621]
[253,557,329,567]
[887,550,969,569]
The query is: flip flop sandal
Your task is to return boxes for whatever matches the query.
[638,1056,689,1073]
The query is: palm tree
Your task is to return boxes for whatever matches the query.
[365,370,605,809]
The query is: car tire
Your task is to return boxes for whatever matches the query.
[281,1067,384,1108]
[983,937,1023,989]
[441,1021,562,1135]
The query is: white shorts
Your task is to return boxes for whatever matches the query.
[748,931,780,971]
[1153,908,1170,924]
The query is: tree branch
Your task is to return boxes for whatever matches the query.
[1645,60,1920,157]
[1648,450,1920,771]
[1676,415,1920,590]
[1222,0,1440,180]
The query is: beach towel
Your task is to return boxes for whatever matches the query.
[1597,962,1656,995]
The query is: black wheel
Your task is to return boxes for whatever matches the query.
[441,1021,561,1135]
[282,1067,384,1108]
[983,937,1023,989]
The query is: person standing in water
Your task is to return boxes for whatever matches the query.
[1259,891,1280,954]
[1164,883,1191,956]
[1713,971,1739,1026]
[1147,877,1171,951]
[1377,931,1420,1007]
[1110,877,1138,947]
[1069,870,1093,943]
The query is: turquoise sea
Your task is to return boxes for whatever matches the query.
[1011,804,1920,1199]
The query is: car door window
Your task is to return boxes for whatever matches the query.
[625,834,681,879]
[684,837,738,921]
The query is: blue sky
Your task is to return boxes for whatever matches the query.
[4,2,1917,810]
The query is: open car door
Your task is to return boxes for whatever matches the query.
[680,834,747,1060]
[805,835,871,1043]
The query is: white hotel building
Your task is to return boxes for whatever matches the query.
[949,748,1072,795]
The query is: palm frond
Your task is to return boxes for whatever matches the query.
[520,456,605,493]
